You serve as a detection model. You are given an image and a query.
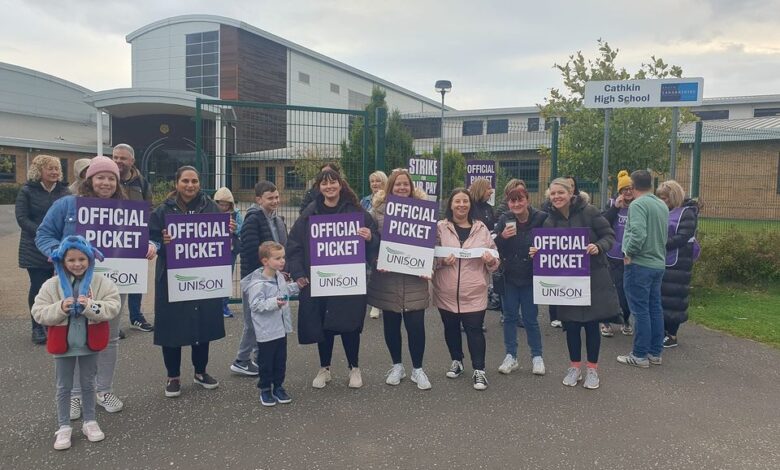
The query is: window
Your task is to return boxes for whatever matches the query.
[185,31,220,97]
[0,154,16,182]
[265,166,276,184]
[755,108,780,118]
[527,117,540,132]
[298,72,310,85]
[330,83,340,94]
[693,110,729,121]
[284,166,305,190]
[401,118,441,139]
[462,120,483,136]
[486,119,509,135]
[499,160,540,192]
[240,167,259,190]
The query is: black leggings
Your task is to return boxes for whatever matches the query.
[383,310,425,369]
[439,309,486,371]
[27,268,53,328]
[665,321,680,336]
[318,330,360,369]
[563,321,601,364]
[162,343,210,378]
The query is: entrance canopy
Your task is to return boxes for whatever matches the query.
[83,88,227,118]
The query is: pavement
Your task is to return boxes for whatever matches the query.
[0,208,779,469]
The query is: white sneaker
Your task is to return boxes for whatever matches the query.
[369,307,381,319]
[411,368,431,390]
[96,392,123,413]
[312,368,332,388]
[69,397,81,420]
[473,370,488,390]
[348,367,363,389]
[550,320,563,328]
[562,367,583,387]
[385,364,406,385]
[81,420,105,442]
[53,426,72,450]
[497,354,519,374]
[532,356,546,376]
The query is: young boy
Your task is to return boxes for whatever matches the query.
[240,241,300,406]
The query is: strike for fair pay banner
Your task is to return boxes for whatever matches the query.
[377,195,437,277]
[532,228,591,306]
[165,213,232,302]
[408,158,438,200]
[309,212,366,297]
[76,198,150,293]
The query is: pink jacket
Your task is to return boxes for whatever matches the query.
[432,219,499,313]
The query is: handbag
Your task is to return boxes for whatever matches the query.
[87,321,110,352]
[46,321,70,355]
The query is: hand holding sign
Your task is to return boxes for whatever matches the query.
[357,227,372,241]
[162,229,172,245]
[586,243,600,255]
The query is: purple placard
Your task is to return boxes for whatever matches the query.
[532,228,590,276]
[382,195,437,248]
[165,213,232,269]
[465,160,496,188]
[309,212,365,266]
[76,198,150,258]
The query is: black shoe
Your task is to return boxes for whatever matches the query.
[194,373,219,389]
[260,390,276,407]
[165,378,181,398]
[31,325,47,345]
[131,320,154,332]
[663,336,678,348]
[272,386,292,404]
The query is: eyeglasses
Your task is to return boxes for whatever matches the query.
[619,187,634,193]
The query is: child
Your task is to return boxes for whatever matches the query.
[214,186,242,318]
[32,235,120,450]
[240,241,299,406]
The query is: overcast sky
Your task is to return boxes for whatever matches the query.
[2,0,779,110]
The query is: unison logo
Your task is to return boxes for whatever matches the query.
[174,274,223,292]
[316,270,359,288]
[539,281,583,299]
[94,267,139,286]
[384,246,426,269]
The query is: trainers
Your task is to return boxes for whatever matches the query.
[81,420,105,442]
[69,397,81,420]
[223,306,233,318]
[663,336,678,348]
[473,370,488,390]
[260,390,276,407]
[446,360,464,379]
[165,378,181,398]
[131,319,153,332]
[617,353,650,368]
[348,367,363,389]
[53,426,72,450]
[647,354,663,365]
[96,392,123,413]
[550,320,562,328]
[621,324,634,336]
[411,368,431,390]
[230,359,260,376]
[532,356,546,376]
[562,367,582,387]
[385,364,406,385]
[369,306,381,319]
[497,354,519,374]
[600,323,614,337]
[194,373,219,389]
[312,368,331,389]
[272,386,292,404]
[583,368,600,389]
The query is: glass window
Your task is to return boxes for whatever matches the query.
[693,110,729,120]
[330,83,340,94]
[201,87,219,97]
[185,31,220,97]
[265,166,276,184]
[186,44,202,55]
[186,77,202,89]
[0,154,17,182]
[240,167,259,190]
[499,160,540,192]
[202,64,218,76]
[202,31,219,42]
[202,42,218,54]
[298,72,310,85]
[487,119,508,134]
[527,117,539,132]
[202,76,218,87]
[186,33,202,44]
[462,120,483,136]
[284,166,305,190]
[754,108,780,118]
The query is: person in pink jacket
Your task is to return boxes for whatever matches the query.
[432,189,499,390]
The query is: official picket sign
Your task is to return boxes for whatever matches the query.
[308,212,366,297]
[584,77,704,109]
[377,195,437,277]
[76,198,150,293]
[532,228,591,306]
[165,212,232,302]
[408,158,438,200]
[466,160,496,205]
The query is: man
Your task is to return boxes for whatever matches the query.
[617,170,669,368]
[230,181,288,376]
[112,143,154,333]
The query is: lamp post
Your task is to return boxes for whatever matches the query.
[435,80,451,202]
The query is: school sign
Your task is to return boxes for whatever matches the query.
[584,77,704,109]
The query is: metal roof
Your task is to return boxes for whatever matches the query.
[678,116,780,143]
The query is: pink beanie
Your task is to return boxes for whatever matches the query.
[85,156,120,180]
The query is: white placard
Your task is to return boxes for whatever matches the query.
[94,258,148,294]
[434,246,499,259]
[310,263,366,297]
[584,78,703,109]
[167,265,232,302]
[532,275,591,306]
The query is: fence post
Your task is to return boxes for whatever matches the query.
[375,107,387,173]
[550,119,559,181]
[361,111,369,197]
[691,120,702,198]
[195,98,203,175]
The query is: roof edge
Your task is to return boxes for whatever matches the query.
[0,61,93,95]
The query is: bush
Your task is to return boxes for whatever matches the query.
[0,183,21,204]
[694,230,780,287]
[151,180,173,208]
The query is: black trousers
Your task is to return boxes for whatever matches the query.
[256,336,287,390]
[665,321,680,336]
[383,310,425,369]
[162,343,210,378]
[548,305,558,322]
[609,261,631,323]
[563,321,601,364]
[27,268,53,328]
[318,330,360,368]
[439,309,486,371]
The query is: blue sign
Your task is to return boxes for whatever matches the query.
[660,83,700,102]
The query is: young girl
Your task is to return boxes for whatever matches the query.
[32,235,120,450]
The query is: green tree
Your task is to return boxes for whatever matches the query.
[385,109,415,172]
[541,40,694,190]
[423,146,466,198]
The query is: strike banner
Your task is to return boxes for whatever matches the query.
[466,160,496,205]
[408,158,438,200]
[165,212,232,302]
[308,212,366,297]
[532,228,591,306]
[377,195,437,277]
[76,198,149,293]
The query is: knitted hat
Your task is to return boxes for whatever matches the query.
[617,170,632,192]
[73,158,91,178]
[214,187,235,204]
[51,235,105,317]
[85,156,120,180]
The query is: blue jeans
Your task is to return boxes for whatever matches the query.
[624,264,665,357]
[128,293,143,323]
[501,283,542,358]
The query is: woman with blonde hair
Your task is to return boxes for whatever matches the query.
[469,177,496,231]
[362,170,389,319]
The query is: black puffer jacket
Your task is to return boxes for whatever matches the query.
[15,181,69,268]
[494,207,548,286]
[662,199,699,325]
[473,200,496,232]
[239,206,287,278]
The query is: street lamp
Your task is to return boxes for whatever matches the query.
[435,80,451,202]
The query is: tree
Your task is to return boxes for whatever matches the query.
[423,146,466,198]
[385,109,415,172]
[541,40,693,190]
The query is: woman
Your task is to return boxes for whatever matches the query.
[286,169,379,389]
[532,178,617,390]
[149,166,228,397]
[36,156,147,416]
[656,180,699,348]
[69,158,91,194]
[469,177,496,231]
[367,169,431,390]
[298,162,341,214]
[494,185,548,376]
[362,170,388,319]
[15,155,70,344]
[214,186,243,318]
[433,189,499,391]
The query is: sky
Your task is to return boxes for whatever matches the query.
[2,0,779,110]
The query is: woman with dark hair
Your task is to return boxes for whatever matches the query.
[298,162,341,214]
[433,188,499,390]
[286,169,380,389]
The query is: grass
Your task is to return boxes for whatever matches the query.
[698,218,780,239]
[689,284,780,348]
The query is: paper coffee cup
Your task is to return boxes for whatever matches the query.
[506,221,517,229]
